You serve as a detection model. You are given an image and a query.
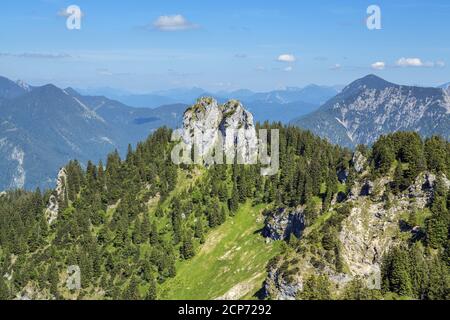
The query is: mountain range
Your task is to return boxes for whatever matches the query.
[0,76,186,191]
[439,82,450,90]
[1,74,449,191]
[292,75,450,148]
[79,84,341,123]
[1,97,448,301]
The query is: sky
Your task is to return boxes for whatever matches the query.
[0,0,449,92]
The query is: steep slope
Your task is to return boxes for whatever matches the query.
[439,82,450,90]
[292,75,450,148]
[160,202,282,300]
[0,76,29,99]
[181,97,257,162]
[0,77,186,190]
[262,138,450,300]
[0,99,448,301]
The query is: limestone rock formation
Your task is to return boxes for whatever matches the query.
[262,207,306,241]
[45,167,67,224]
[182,97,258,164]
[352,151,367,173]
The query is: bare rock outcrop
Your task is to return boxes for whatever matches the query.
[182,97,258,164]
[262,268,302,300]
[352,151,367,173]
[262,207,306,241]
[45,167,67,224]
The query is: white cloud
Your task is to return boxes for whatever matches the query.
[396,57,424,67]
[97,68,113,76]
[330,64,342,70]
[153,15,198,31]
[395,57,445,68]
[277,54,296,63]
[396,57,431,67]
[371,61,385,70]
[0,52,72,59]
[284,66,293,72]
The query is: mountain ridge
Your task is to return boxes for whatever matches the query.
[0,76,186,190]
[292,75,450,148]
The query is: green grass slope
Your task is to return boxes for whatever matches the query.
[159,202,282,300]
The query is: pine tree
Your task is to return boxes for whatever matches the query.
[426,181,448,249]
[141,214,150,243]
[155,205,164,218]
[426,256,449,300]
[341,277,373,300]
[123,276,140,300]
[0,276,9,300]
[132,218,142,245]
[194,219,204,243]
[145,276,157,300]
[384,247,413,297]
[48,262,59,299]
[181,232,195,260]
[229,180,239,213]
[298,275,332,300]
[150,222,159,245]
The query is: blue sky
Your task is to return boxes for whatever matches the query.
[0,0,449,92]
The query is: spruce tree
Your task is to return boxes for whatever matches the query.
[0,276,9,300]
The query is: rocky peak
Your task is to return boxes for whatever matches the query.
[262,207,306,241]
[15,80,31,92]
[294,75,450,148]
[343,74,394,93]
[352,151,367,173]
[182,97,257,163]
[45,168,67,224]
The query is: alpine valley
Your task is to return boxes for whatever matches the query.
[0,84,449,301]
[0,75,187,191]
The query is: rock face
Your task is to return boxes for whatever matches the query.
[293,74,450,148]
[263,268,302,300]
[263,171,450,299]
[406,172,450,207]
[262,207,306,241]
[45,168,67,224]
[182,97,258,164]
[352,151,367,173]
[340,172,448,281]
[0,75,187,191]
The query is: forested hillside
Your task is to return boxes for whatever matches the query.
[0,125,449,300]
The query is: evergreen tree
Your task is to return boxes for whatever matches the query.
[0,277,9,300]
[298,275,332,300]
[341,277,377,300]
[181,232,195,260]
[145,276,157,300]
[194,219,204,243]
[123,276,140,300]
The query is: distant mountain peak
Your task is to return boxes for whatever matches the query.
[15,80,31,92]
[293,76,450,148]
[439,82,450,90]
[344,74,394,92]
[0,75,29,99]
[64,87,81,97]
[28,84,72,100]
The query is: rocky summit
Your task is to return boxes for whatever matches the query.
[182,97,258,164]
[292,75,450,148]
